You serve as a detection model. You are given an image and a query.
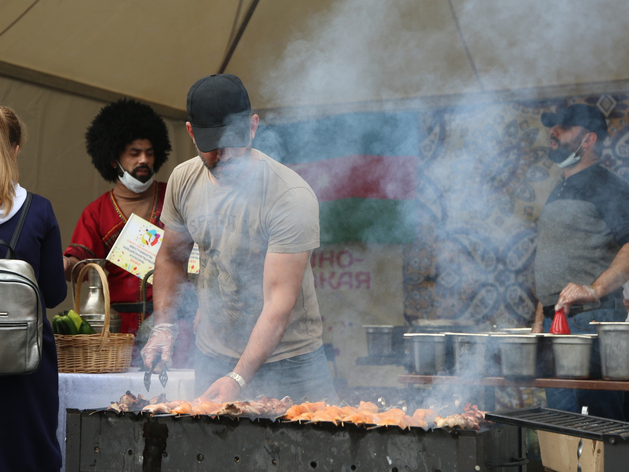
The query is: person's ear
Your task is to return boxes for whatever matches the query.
[186,122,195,140]
[583,131,597,149]
[250,114,259,140]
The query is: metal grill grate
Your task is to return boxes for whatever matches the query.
[486,408,629,442]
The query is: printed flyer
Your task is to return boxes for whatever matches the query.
[106,213,199,284]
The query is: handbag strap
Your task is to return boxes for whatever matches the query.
[3,191,32,260]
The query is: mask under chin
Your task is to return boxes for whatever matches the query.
[548,148,572,164]
[119,171,154,193]
[549,148,581,168]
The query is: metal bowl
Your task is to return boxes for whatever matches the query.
[404,333,446,375]
[80,313,122,334]
[550,335,594,379]
[363,325,394,357]
[446,333,490,377]
[591,322,629,380]
[492,334,538,379]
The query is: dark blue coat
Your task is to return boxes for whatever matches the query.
[0,193,67,472]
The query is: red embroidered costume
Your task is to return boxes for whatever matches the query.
[64,183,166,334]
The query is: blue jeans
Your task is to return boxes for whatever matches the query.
[195,345,339,404]
[543,308,626,421]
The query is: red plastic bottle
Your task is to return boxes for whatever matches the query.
[550,307,571,334]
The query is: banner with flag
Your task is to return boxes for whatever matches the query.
[254,111,421,245]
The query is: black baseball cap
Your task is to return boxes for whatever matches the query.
[186,74,252,152]
[541,104,609,141]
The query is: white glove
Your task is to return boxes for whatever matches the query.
[140,323,179,370]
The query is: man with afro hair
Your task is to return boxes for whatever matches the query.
[63,98,172,336]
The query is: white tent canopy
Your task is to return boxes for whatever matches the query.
[1,0,629,316]
[2,0,628,114]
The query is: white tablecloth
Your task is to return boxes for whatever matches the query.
[57,367,195,471]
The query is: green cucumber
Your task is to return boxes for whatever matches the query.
[61,315,78,335]
[52,315,65,335]
[78,320,96,335]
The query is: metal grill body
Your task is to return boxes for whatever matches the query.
[66,409,527,472]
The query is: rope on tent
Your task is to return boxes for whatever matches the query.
[446,0,484,92]
[0,0,40,39]
[218,0,261,74]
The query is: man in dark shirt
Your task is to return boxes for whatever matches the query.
[532,104,629,420]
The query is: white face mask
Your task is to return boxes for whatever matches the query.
[117,162,154,193]
[549,138,587,169]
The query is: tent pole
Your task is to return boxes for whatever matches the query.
[218,0,261,74]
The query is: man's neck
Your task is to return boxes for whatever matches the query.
[208,149,259,188]
[563,151,599,179]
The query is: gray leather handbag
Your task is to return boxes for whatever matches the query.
[0,192,43,375]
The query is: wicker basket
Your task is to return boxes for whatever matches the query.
[55,263,134,373]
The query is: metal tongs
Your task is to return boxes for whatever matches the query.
[144,356,168,391]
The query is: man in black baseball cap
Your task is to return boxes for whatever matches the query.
[182,73,259,183]
[186,74,252,153]
[142,73,338,407]
[541,103,609,142]
[540,103,608,169]
[531,102,629,421]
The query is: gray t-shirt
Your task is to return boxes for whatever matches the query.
[161,150,323,362]
[535,165,629,306]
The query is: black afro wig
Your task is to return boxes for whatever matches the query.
[86,98,172,182]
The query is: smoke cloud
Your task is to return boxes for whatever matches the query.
[252,0,587,334]
[222,0,629,406]
[258,0,629,107]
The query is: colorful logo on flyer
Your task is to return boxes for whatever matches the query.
[141,229,161,247]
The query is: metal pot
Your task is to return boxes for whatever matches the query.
[72,258,121,333]
[493,334,538,379]
[80,313,122,334]
[363,325,393,357]
[447,333,489,377]
[404,333,446,375]
[551,335,594,379]
[591,322,629,380]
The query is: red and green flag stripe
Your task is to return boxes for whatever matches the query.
[254,112,421,244]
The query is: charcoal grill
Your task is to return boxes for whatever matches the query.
[486,407,629,472]
[66,409,527,471]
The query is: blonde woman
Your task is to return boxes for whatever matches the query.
[0,106,67,472]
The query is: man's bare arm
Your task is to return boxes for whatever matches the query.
[63,255,81,282]
[591,242,629,298]
[140,226,194,371]
[557,242,629,310]
[152,226,195,325]
[531,301,544,333]
[200,251,310,401]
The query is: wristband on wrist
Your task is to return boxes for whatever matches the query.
[226,371,247,390]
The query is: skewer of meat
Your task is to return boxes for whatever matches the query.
[170,402,193,415]
[142,400,194,415]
